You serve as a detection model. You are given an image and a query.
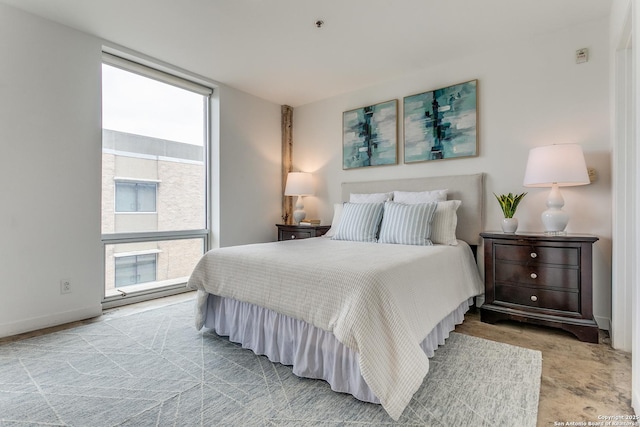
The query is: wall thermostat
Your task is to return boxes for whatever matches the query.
[576,48,589,64]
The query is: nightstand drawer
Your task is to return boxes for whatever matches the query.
[495,261,579,289]
[495,244,579,266]
[280,230,313,240]
[276,224,331,241]
[495,284,579,313]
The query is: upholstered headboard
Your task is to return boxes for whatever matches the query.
[341,173,484,245]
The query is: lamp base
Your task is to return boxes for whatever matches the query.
[541,208,569,234]
[541,184,570,235]
[292,195,306,224]
[293,209,306,224]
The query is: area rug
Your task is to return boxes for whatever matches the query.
[0,299,541,426]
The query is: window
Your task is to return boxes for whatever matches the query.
[115,253,157,287]
[101,52,212,304]
[115,181,157,213]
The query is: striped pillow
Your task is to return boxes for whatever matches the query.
[378,201,437,246]
[331,202,384,242]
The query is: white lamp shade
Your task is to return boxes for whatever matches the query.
[523,144,589,188]
[284,172,314,196]
[522,143,589,235]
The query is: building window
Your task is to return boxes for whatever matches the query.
[101,51,212,304]
[115,181,157,213]
[115,253,157,287]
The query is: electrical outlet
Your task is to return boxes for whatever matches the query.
[60,279,72,294]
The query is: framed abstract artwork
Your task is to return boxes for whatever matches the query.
[343,99,398,169]
[403,80,477,163]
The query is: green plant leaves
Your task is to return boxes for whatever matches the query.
[493,192,527,218]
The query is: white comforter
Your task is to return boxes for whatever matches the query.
[186,237,483,420]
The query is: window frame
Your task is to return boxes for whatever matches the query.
[101,51,212,306]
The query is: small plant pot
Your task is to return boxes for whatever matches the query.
[501,218,518,233]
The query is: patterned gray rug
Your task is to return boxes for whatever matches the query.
[0,299,541,426]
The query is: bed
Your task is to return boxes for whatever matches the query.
[186,173,485,420]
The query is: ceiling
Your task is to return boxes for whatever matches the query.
[2,0,611,107]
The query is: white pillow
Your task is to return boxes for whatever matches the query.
[323,203,344,238]
[393,189,447,204]
[430,200,462,245]
[349,192,393,203]
[331,202,384,242]
[378,202,437,246]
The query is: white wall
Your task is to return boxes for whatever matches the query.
[0,4,281,338]
[294,18,612,329]
[609,0,638,413]
[0,4,103,337]
[215,85,282,248]
[610,0,633,351]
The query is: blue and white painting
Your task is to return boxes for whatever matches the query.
[343,99,398,169]
[404,80,477,163]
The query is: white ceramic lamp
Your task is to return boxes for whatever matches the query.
[523,144,590,235]
[284,172,314,224]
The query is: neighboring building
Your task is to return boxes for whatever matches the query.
[102,129,205,296]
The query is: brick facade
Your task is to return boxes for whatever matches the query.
[102,130,205,295]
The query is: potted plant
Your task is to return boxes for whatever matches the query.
[494,192,527,233]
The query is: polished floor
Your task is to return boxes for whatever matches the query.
[456,309,634,427]
[1,292,633,427]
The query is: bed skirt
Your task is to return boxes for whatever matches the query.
[203,293,472,404]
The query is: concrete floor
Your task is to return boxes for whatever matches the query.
[455,308,633,426]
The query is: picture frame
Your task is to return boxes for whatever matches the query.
[403,80,478,163]
[342,99,398,170]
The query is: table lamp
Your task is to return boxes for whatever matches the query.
[523,143,590,235]
[284,172,314,224]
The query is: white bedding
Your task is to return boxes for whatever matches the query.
[187,237,484,420]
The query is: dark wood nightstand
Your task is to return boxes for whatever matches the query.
[276,224,331,241]
[479,232,599,343]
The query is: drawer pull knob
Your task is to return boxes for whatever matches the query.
[530,273,538,279]
[530,252,537,258]
[291,235,296,239]
[530,295,538,302]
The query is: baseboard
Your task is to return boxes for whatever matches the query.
[594,315,611,331]
[0,304,102,339]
